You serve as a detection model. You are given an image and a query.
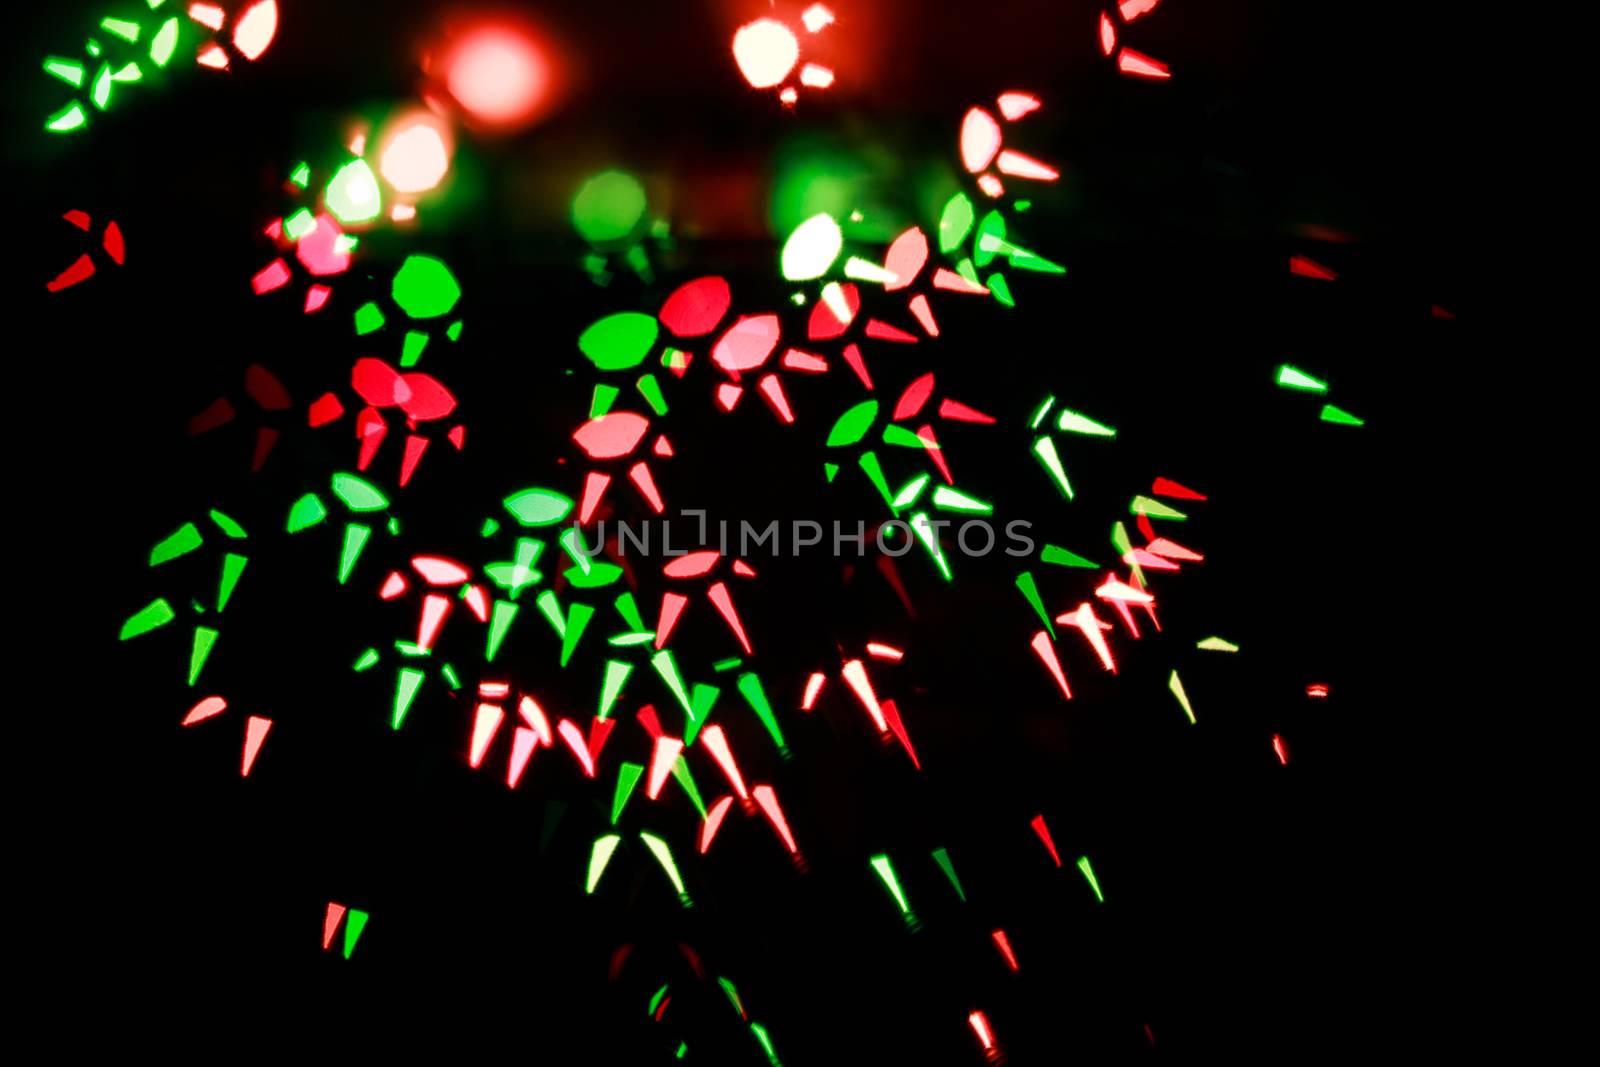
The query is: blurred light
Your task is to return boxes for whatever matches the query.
[572,170,647,246]
[733,18,799,89]
[380,117,452,194]
[801,4,835,33]
[232,0,278,61]
[442,22,549,129]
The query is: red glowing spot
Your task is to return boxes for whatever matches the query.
[557,719,595,777]
[917,424,954,484]
[469,703,505,768]
[961,107,1003,172]
[251,258,291,294]
[880,698,920,770]
[1151,476,1207,500]
[653,435,674,457]
[322,903,346,950]
[579,471,610,524]
[629,461,665,512]
[1030,631,1072,700]
[883,227,929,292]
[997,91,1041,121]
[647,736,684,799]
[699,724,749,800]
[865,319,917,343]
[587,716,617,765]
[712,314,782,375]
[1056,602,1117,672]
[393,374,453,422]
[1118,49,1170,79]
[412,556,470,585]
[991,929,1020,971]
[732,18,799,89]
[182,696,227,726]
[507,727,538,787]
[1146,537,1203,562]
[1273,734,1290,764]
[800,672,826,710]
[1431,304,1456,320]
[242,715,272,776]
[295,214,351,277]
[64,210,91,231]
[352,358,404,407]
[801,4,836,33]
[716,383,744,412]
[1289,254,1338,280]
[1306,684,1329,699]
[969,1011,997,1052]
[1120,0,1163,18]
[799,63,834,89]
[379,572,407,599]
[479,682,511,700]
[932,267,989,295]
[398,434,429,486]
[756,374,795,423]
[573,411,649,459]
[197,43,229,69]
[655,591,689,648]
[232,0,278,61]
[908,294,940,337]
[303,285,331,313]
[781,349,828,373]
[976,173,1005,198]
[751,784,799,854]
[866,642,904,662]
[417,593,451,650]
[102,221,125,264]
[1030,813,1062,867]
[939,398,995,424]
[658,276,732,337]
[997,150,1059,181]
[442,22,550,130]
[1123,548,1179,571]
[707,581,753,654]
[700,796,735,853]
[356,409,387,470]
[1099,11,1117,54]
[664,551,720,579]
[733,560,756,578]
[519,696,552,744]
[840,343,873,390]
[245,363,290,410]
[188,397,236,435]
[807,284,859,340]
[447,425,465,449]
[841,659,888,733]
[636,704,665,740]
[251,427,279,472]
[47,254,95,292]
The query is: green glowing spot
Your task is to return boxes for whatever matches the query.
[712,657,742,673]
[209,509,247,538]
[824,462,840,483]
[647,983,669,1017]
[882,424,929,448]
[342,910,369,958]
[857,451,895,509]
[150,17,178,66]
[386,516,400,536]
[586,834,622,894]
[651,649,694,717]
[826,400,879,447]
[719,977,745,1018]
[566,563,623,589]
[111,62,142,82]
[612,763,644,824]
[339,524,371,585]
[737,672,784,750]
[188,626,218,685]
[391,255,460,318]
[910,512,953,581]
[560,603,594,666]
[43,58,85,86]
[353,302,385,335]
[1029,395,1056,429]
[599,659,632,719]
[791,291,806,305]
[589,384,618,418]
[750,1023,780,1067]
[1041,544,1096,568]
[637,374,668,416]
[479,519,500,538]
[286,494,326,533]
[974,211,1006,268]
[672,758,707,817]
[486,601,518,661]
[1320,404,1365,426]
[1130,495,1186,521]
[120,599,174,640]
[1033,436,1073,499]
[685,684,720,745]
[892,473,930,510]
[931,847,966,902]
[1077,855,1105,902]
[331,473,388,512]
[931,486,991,514]
[326,158,381,225]
[395,642,430,657]
[1276,365,1327,392]
[1015,572,1055,638]
[447,321,462,342]
[334,234,359,255]
[283,208,316,241]
[288,161,310,189]
[781,213,843,281]
[393,667,425,729]
[90,64,112,110]
[536,589,565,637]
[1015,199,1033,212]
[150,523,202,565]
[614,592,646,632]
[400,331,428,367]
[216,553,247,611]
[1057,409,1116,437]
[440,663,461,690]
[1169,669,1196,723]
[559,529,593,576]
[870,854,911,914]
[988,273,1015,307]
[1008,244,1066,273]
[353,648,380,672]
[572,170,647,245]
[101,17,140,42]
[640,831,689,902]
[1197,636,1239,652]
[580,312,658,371]
[676,1043,687,1059]
[938,192,975,253]
[1112,521,1144,588]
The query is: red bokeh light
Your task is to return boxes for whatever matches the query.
[430,16,556,131]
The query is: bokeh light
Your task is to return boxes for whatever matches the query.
[440,20,550,130]
[732,18,799,89]
[379,115,453,194]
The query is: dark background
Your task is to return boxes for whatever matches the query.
[9,1,1483,1060]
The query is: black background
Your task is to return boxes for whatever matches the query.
[9,1,1484,1061]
